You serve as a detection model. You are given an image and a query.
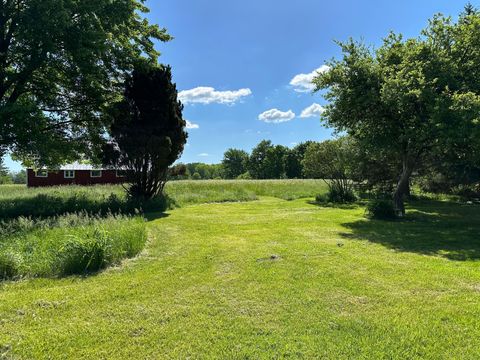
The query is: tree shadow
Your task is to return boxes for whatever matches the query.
[307,200,360,210]
[0,192,172,220]
[340,200,480,261]
[144,212,170,222]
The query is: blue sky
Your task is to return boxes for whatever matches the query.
[4,0,472,171]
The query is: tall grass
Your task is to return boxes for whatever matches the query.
[165,179,327,203]
[0,213,146,280]
[0,180,327,218]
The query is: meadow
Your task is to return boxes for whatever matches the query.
[1,181,480,358]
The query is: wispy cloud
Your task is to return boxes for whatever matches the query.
[179,87,252,105]
[300,103,325,118]
[258,108,296,124]
[198,153,209,157]
[185,120,199,129]
[290,65,330,93]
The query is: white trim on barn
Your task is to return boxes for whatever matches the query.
[90,170,102,178]
[35,170,48,178]
[64,170,75,179]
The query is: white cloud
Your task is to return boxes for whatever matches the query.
[198,153,209,157]
[179,87,252,105]
[300,103,325,118]
[289,65,330,93]
[185,120,199,129]
[258,108,296,124]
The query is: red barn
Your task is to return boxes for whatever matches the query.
[27,163,128,187]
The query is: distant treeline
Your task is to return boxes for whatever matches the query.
[171,140,316,180]
[0,163,26,184]
[170,137,480,201]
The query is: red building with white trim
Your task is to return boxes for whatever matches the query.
[27,163,128,187]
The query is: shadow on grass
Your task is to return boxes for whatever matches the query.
[0,193,173,220]
[307,200,360,210]
[144,212,170,222]
[340,199,480,261]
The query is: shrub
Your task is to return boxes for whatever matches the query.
[236,172,252,180]
[366,199,396,220]
[452,183,480,200]
[326,186,357,203]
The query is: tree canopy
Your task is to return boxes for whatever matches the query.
[222,149,249,179]
[0,0,170,166]
[313,5,480,215]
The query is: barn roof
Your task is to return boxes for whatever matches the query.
[58,162,104,170]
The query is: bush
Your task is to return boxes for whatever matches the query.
[417,173,453,194]
[452,183,480,200]
[366,199,396,220]
[327,186,357,204]
[236,172,252,180]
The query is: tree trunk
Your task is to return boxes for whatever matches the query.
[393,159,414,217]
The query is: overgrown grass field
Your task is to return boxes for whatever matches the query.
[1,181,480,358]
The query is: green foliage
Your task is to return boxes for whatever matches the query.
[0,0,170,165]
[103,64,187,199]
[184,163,224,180]
[248,140,288,179]
[366,199,397,220]
[303,137,358,202]
[327,186,357,204]
[222,149,249,179]
[313,7,480,215]
[11,170,27,184]
[237,171,252,180]
[192,172,202,180]
[284,142,313,179]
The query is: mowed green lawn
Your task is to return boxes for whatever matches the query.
[1,192,480,358]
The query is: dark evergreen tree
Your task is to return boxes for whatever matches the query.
[103,64,187,199]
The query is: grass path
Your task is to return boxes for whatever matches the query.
[1,197,480,359]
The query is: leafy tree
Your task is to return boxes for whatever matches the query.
[248,140,289,179]
[184,163,223,179]
[11,169,26,184]
[103,64,187,199]
[303,137,358,202]
[284,141,314,179]
[169,164,188,180]
[0,158,7,177]
[248,140,272,179]
[0,158,12,184]
[0,0,170,166]
[222,149,249,179]
[263,145,288,179]
[313,6,480,215]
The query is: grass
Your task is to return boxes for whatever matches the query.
[0,180,326,280]
[1,181,480,358]
[0,180,327,218]
[0,214,147,279]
